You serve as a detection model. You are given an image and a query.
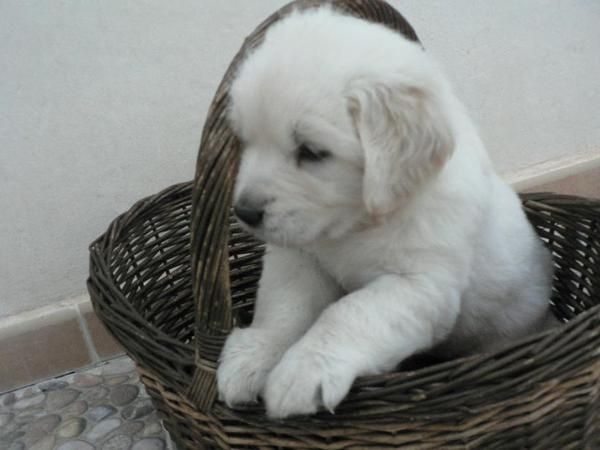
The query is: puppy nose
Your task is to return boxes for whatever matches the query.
[234,203,264,227]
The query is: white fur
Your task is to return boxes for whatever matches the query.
[217,8,555,419]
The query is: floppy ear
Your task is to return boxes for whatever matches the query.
[346,77,454,216]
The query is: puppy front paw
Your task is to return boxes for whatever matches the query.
[264,344,356,419]
[217,327,283,407]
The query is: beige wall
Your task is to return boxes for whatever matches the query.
[1,1,599,319]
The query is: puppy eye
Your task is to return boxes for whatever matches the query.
[297,144,331,164]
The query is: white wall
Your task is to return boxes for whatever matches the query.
[1,0,599,318]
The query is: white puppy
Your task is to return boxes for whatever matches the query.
[217,7,554,419]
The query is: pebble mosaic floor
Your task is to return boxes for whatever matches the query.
[0,357,175,450]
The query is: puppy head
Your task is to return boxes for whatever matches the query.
[228,8,454,246]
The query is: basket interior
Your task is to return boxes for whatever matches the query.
[104,196,265,344]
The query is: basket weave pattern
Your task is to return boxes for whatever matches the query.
[88,1,600,448]
[89,183,600,449]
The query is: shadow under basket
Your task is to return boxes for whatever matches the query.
[88,1,600,448]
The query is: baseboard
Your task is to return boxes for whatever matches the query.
[505,151,600,191]
[0,295,123,393]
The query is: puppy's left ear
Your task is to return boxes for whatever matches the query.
[346,76,454,216]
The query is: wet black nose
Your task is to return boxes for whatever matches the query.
[234,204,264,227]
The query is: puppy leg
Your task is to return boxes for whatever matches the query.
[217,245,341,407]
[264,272,460,418]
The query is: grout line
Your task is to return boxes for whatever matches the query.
[75,303,100,363]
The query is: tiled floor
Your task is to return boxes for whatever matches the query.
[0,356,175,450]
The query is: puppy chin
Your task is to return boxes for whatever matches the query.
[260,226,322,248]
[264,216,368,248]
[238,216,327,248]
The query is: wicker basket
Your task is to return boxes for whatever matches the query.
[88,1,600,448]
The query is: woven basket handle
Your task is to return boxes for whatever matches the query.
[188,0,420,411]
